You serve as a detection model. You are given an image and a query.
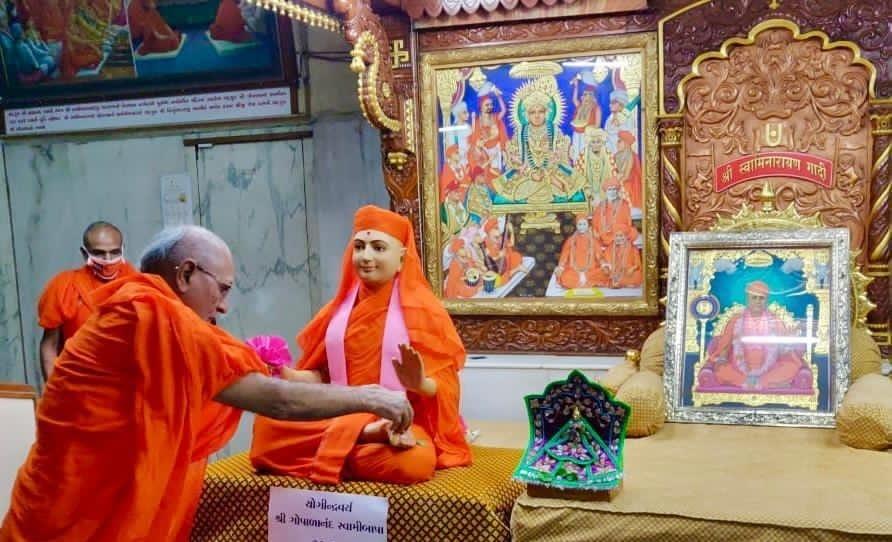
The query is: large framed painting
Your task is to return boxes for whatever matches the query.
[0,0,295,108]
[664,229,851,428]
[419,33,658,315]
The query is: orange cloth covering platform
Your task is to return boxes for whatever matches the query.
[511,423,892,542]
[191,446,522,542]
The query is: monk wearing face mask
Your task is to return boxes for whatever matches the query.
[251,205,472,485]
[37,221,137,380]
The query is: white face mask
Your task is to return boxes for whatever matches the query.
[82,246,125,280]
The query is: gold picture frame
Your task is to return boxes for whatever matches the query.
[419,32,659,315]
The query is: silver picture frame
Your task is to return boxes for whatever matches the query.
[664,228,851,428]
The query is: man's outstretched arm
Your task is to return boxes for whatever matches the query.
[215,373,414,433]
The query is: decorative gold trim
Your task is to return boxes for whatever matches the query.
[660,126,683,147]
[419,33,660,315]
[403,98,416,154]
[871,113,892,135]
[849,250,877,330]
[351,31,402,133]
[250,0,342,32]
[672,19,878,114]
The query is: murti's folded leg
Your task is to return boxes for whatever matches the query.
[759,354,804,388]
[345,424,437,485]
[714,361,746,387]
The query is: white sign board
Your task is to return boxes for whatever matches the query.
[268,487,388,542]
[160,173,194,227]
[5,87,292,136]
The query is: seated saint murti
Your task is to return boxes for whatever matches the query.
[554,213,608,289]
[251,205,471,484]
[699,280,810,391]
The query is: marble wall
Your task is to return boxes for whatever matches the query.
[3,136,193,387]
[306,114,389,303]
[0,153,24,382]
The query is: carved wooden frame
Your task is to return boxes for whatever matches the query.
[418,32,660,316]
[664,228,851,428]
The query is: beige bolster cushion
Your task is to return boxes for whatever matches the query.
[639,326,665,376]
[615,369,666,438]
[836,373,892,451]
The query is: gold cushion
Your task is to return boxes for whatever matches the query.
[192,447,523,542]
[615,370,665,438]
[850,326,883,381]
[598,361,637,395]
[639,326,665,376]
[836,373,892,451]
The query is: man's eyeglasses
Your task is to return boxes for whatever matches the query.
[194,263,233,298]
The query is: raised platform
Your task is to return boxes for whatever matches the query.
[511,423,892,541]
[191,444,523,542]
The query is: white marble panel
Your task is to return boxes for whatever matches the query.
[0,150,25,383]
[196,138,314,457]
[306,113,389,304]
[4,136,194,387]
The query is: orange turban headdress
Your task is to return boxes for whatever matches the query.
[296,205,466,377]
[745,280,769,297]
[618,130,636,146]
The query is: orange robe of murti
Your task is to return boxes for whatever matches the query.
[209,0,253,43]
[1,274,267,541]
[128,0,181,54]
[708,310,805,388]
[37,263,138,341]
[251,205,471,485]
[557,232,608,289]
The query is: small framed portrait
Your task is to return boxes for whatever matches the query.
[664,228,852,427]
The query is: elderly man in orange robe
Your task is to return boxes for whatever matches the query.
[706,280,807,389]
[555,213,608,289]
[37,221,137,380]
[1,225,413,542]
[251,206,471,485]
[209,0,253,43]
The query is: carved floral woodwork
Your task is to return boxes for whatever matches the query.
[417,12,660,50]
[452,316,661,353]
[661,0,892,114]
[681,24,872,261]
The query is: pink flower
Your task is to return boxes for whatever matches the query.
[246,335,293,377]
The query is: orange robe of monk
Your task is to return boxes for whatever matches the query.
[1,274,267,541]
[128,0,182,55]
[251,206,471,485]
[209,0,253,43]
[556,231,608,289]
[604,233,643,288]
[37,263,137,342]
[707,309,806,389]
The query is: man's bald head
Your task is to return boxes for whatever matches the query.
[83,221,123,248]
[140,226,230,274]
[140,226,234,323]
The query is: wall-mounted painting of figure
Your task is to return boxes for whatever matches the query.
[420,33,658,316]
[0,0,294,107]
